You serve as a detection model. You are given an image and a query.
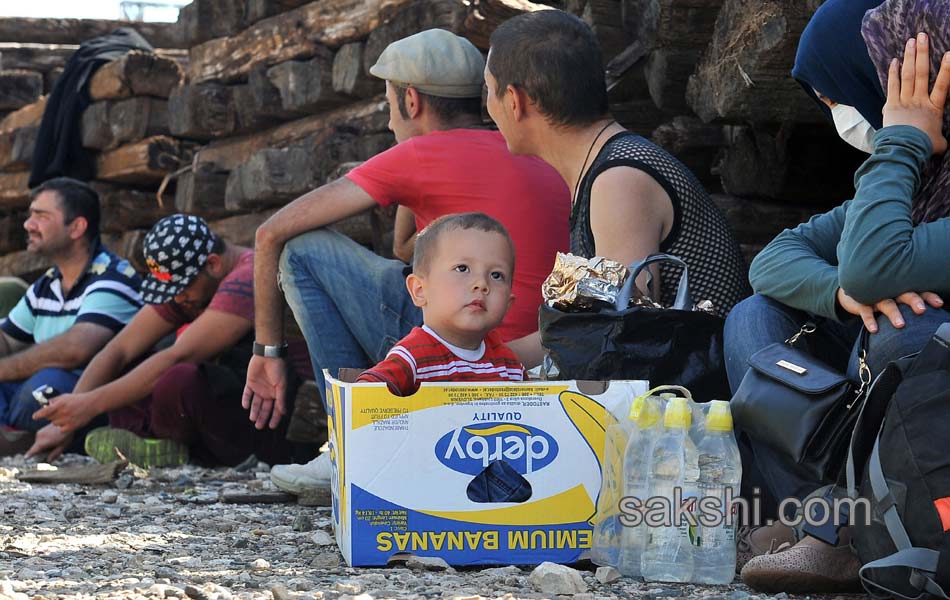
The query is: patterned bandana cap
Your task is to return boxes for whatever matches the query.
[140,214,217,305]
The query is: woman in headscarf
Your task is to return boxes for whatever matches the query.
[725,0,950,592]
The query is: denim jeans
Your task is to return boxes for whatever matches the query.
[279,229,422,409]
[724,294,950,515]
[1,367,80,431]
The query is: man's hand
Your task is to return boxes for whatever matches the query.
[242,355,288,430]
[883,33,950,155]
[32,392,98,433]
[837,288,944,333]
[25,423,74,462]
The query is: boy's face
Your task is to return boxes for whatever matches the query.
[407,228,515,350]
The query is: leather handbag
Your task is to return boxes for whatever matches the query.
[730,322,871,482]
[538,253,729,402]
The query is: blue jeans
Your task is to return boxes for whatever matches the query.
[279,229,422,409]
[0,368,80,431]
[724,294,950,513]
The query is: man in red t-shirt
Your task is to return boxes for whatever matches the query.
[242,29,569,494]
[27,215,300,467]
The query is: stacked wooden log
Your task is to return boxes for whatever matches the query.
[0,0,878,283]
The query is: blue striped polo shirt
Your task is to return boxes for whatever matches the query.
[0,243,143,344]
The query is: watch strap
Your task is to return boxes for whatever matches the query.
[253,341,288,358]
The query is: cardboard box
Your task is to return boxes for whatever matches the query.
[325,369,647,567]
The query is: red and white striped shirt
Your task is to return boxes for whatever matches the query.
[356,325,526,396]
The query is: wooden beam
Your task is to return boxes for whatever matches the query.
[686,0,824,124]
[460,0,553,49]
[0,212,26,256]
[168,83,236,141]
[332,42,384,99]
[174,164,235,220]
[0,249,49,282]
[267,51,348,115]
[245,0,312,26]
[0,171,30,210]
[0,70,43,111]
[95,136,194,185]
[209,210,278,248]
[81,97,168,151]
[88,51,184,101]
[176,0,247,47]
[195,98,388,171]
[0,17,186,49]
[91,182,176,233]
[0,97,46,134]
[187,0,418,85]
[0,125,37,172]
[0,43,74,74]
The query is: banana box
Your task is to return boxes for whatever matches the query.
[324,369,647,567]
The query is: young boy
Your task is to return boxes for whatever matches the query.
[357,213,526,395]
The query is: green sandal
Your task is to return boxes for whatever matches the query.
[84,427,189,468]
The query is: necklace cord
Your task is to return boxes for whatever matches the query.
[572,119,616,205]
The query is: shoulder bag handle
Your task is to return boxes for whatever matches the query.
[614,253,691,311]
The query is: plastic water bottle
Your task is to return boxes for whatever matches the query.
[640,397,699,583]
[693,400,742,584]
[617,393,663,576]
[590,417,633,567]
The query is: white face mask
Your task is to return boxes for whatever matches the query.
[831,103,876,154]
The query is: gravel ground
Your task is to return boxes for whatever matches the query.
[0,454,867,600]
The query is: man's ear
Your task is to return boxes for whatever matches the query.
[404,86,422,120]
[67,216,88,242]
[205,254,225,279]
[508,84,529,121]
[406,273,427,308]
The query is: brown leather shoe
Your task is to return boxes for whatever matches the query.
[740,535,863,594]
[736,521,798,572]
[0,428,34,457]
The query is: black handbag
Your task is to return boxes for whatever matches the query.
[538,253,729,402]
[730,322,871,482]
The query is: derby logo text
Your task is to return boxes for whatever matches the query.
[435,423,558,475]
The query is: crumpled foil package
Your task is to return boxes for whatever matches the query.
[542,253,630,311]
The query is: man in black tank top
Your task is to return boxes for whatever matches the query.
[484,9,750,367]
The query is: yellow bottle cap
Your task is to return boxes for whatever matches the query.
[663,397,692,429]
[638,397,662,429]
[705,400,734,432]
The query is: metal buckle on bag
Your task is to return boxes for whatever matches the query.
[785,322,816,346]
[847,350,872,410]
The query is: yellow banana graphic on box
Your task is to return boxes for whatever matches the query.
[558,390,614,524]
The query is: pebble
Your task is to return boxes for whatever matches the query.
[528,562,588,595]
[595,566,622,584]
[0,452,800,600]
[311,530,334,546]
[249,558,271,572]
[405,556,453,572]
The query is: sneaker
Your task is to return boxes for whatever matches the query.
[84,427,189,468]
[270,452,332,494]
[740,534,863,594]
[0,428,34,457]
[736,521,799,572]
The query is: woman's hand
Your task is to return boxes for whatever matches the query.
[837,288,944,333]
[883,33,950,155]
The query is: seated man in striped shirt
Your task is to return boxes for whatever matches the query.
[0,178,142,453]
[357,213,525,395]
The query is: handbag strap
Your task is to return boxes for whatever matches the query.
[614,253,691,311]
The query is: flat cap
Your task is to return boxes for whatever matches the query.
[369,29,484,98]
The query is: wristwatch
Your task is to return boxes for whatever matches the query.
[252,341,289,358]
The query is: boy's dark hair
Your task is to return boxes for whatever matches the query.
[210,233,225,255]
[30,177,101,243]
[395,85,482,123]
[488,10,608,127]
[413,212,515,275]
